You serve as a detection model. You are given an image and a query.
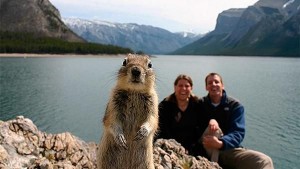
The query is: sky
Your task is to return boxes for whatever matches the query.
[49,0,258,34]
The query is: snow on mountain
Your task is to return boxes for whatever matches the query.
[63,18,202,54]
[253,0,300,16]
[283,0,295,8]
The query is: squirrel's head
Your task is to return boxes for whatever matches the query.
[117,54,155,92]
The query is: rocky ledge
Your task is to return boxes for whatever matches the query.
[0,116,221,169]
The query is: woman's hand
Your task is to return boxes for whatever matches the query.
[208,119,219,134]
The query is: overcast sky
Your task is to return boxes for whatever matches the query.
[49,0,258,34]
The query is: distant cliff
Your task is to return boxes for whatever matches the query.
[172,0,300,57]
[0,0,84,42]
[0,116,221,169]
[213,8,245,35]
[63,18,203,54]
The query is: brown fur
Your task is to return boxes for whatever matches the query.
[97,54,159,169]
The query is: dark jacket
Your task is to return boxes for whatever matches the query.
[200,90,245,150]
[156,93,206,156]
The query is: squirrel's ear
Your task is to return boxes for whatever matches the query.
[122,58,128,66]
[148,61,152,69]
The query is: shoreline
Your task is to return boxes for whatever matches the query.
[0,53,127,58]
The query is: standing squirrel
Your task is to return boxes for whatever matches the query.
[97,54,159,169]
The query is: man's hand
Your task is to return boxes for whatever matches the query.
[202,135,223,149]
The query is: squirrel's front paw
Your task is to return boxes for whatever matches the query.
[114,134,128,149]
[134,126,149,141]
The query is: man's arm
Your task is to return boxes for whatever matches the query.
[220,104,245,150]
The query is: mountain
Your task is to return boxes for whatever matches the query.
[0,0,133,54]
[173,0,300,57]
[63,18,202,54]
[213,8,246,35]
[0,0,84,42]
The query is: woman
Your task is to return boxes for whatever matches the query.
[156,74,205,156]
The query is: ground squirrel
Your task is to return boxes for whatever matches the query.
[97,54,159,169]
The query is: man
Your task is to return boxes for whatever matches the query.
[200,72,274,169]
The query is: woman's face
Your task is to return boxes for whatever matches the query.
[174,79,192,101]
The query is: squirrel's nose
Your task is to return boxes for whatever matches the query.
[131,67,141,77]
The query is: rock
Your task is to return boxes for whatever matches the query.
[0,116,221,169]
[154,139,221,169]
[0,145,9,168]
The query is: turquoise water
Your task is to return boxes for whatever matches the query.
[1,55,299,169]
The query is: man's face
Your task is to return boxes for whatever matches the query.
[206,75,224,97]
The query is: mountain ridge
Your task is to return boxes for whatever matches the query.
[63,18,203,54]
[0,0,84,42]
[0,0,134,54]
[172,0,300,57]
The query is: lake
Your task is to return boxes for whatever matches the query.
[0,55,299,169]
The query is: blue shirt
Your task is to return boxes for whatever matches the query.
[200,90,245,150]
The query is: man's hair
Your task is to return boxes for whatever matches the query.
[174,74,193,87]
[205,72,223,86]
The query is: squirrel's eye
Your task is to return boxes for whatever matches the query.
[122,58,127,66]
[148,62,152,68]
